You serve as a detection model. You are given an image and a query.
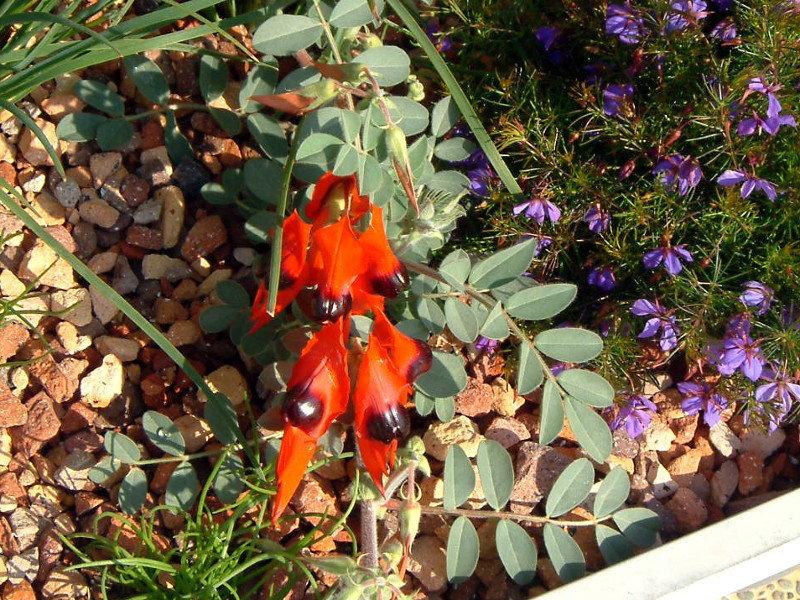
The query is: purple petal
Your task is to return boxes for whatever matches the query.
[673,246,693,262]
[717,169,746,186]
[767,93,782,119]
[512,202,529,216]
[755,383,778,404]
[677,381,703,396]
[680,396,704,415]
[703,401,722,427]
[737,118,757,136]
[722,347,746,370]
[756,180,777,201]
[663,250,684,276]
[631,299,659,316]
[785,382,800,402]
[741,178,756,198]
[740,355,763,381]
[639,318,662,339]
[545,201,562,223]
[643,249,664,269]
[762,117,780,136]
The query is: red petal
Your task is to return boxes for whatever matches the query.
[249,211,311,333]
[357,205,408,298]
[354,336,412,493]
[306,217,366,322]
[279,210,312,287]
[305,172,369,227]
[272,425,317,524]
[371,305,433,383]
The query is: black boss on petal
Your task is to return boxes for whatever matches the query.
[312,290,352,323]
[366,404,410,444]
[370,265,409,299]
[282,388,323,432]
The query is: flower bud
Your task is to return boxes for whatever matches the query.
[385,124,409,168]
[361,33,383,49]
[400,502,421,545]
[407,75,425,102]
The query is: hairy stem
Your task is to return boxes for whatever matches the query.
[382,499,611,527]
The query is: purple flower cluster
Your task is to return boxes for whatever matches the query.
[737,79,796,137]
[677,380,728,427]
[652,154,702,197]
[610,392,658,438]
[717,169,777,201]
[643,243,693,276]
[603,84,634,116]
[606,3,646,45]
[631,298,680,351]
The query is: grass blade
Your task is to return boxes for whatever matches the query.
[385,0,523,198]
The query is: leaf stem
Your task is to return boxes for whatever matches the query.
[382,499,611,527]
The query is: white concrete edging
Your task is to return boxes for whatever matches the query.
[539,488,800,600]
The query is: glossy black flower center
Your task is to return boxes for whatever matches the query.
[282,388,323,432]
[366,404,410,444]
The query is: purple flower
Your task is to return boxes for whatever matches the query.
[756,365,800,414]
[535,26,565,63]
[677,380,728,427]
[738,79,796,136]
[606,3,646,44]
[584,205,611,233]
[425,22,451,53]
[652,154,703,197]
[665,0,709,32]
[717,316,765,381]
[454,149,497,198]
[717,169,778,201]
[588,267,617,292]
[536,26,559,51]
[513,196,561,224]
[610,392,658,438]
[534,236,552,256]
[631,298,681,351]
[710,18,737,41]
[475,336,500,354]
[603,84,634,116]
[739,281,774,315]
[643,244,693,276]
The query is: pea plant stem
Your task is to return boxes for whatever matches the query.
[382,498,610,527]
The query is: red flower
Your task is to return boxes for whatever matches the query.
[272,319,350,523]
[305,215,366,323]
[249,172,432,523]
[353,334,412,494]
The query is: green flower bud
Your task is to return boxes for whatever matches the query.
[361,33,383,50]
[407,76,425,102]
[400,502,421,544]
